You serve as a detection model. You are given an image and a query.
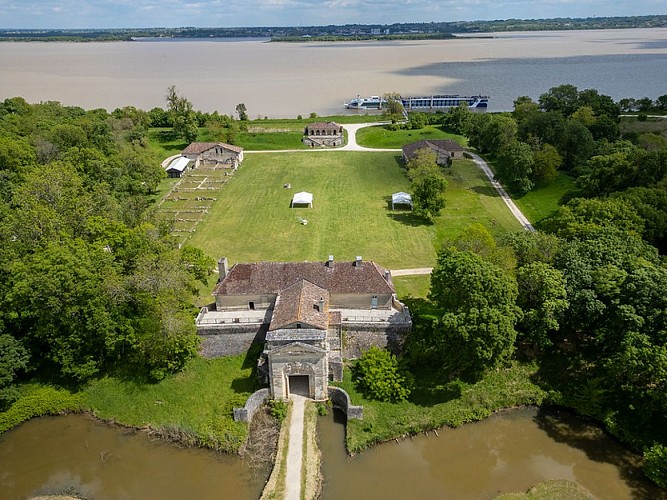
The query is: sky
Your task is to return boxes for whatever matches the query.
[0,0,665,29]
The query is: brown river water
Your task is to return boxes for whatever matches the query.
[2,407,665,499]
[1,28,666,117]
[319,407,666,500]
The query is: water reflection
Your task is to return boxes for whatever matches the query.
[0,414,265,500]
[319,407,666,499]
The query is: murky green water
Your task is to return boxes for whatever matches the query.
[318,407,666,499]
[0,414,266,500]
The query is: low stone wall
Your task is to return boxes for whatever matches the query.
[198,325,266,358]
[343,326,408,359]
[328,387,363,420]
[233,388,270,422]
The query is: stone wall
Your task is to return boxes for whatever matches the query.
[198,325,266,358]
[328,387,363,420]
[342,326,408,359]
[233,388,270,422]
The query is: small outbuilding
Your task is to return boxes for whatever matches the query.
[291,191,313,208]
[402,139,464,166]
[303,122,344,148]
[181,142,244,169]
[165,156,192,178]
[391,192,413,210]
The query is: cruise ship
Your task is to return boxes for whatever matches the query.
[344,94,489,111]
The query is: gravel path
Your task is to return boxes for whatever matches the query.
[284,395,306,500]
[391,267,433,276]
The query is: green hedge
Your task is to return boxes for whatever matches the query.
[0,386,82,433]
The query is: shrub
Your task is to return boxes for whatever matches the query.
[268,399,288,422]
[644,443,667,488]
[353,346,412,402]
[0,386,82,433]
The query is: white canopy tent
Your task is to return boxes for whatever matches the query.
[391,191,413,210]
[291,191,313,208]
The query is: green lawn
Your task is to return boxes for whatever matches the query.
[185,153,522,270]
[515,172,575,224]
[82,354,258,452]
[356,124,468,149]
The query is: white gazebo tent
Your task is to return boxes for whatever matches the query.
[391,191,413,210]
[291,191,313,208]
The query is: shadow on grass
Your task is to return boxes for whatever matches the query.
[471,184,499,197]
[388,211,430,226]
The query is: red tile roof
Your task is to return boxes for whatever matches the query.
[214,260,394,296]
[402,139,463,159]
[269,279,329,331]
[182,142,243,155]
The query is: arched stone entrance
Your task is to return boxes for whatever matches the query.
[267,342,328,400]
[288,374,310,397]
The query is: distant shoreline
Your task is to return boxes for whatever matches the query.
[0,15,665,42]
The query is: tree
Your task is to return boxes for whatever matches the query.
[539,84,580,116]
[165,85,198,143]
[235,103,248,121]
[495,140,534,196]
[559,118,596,170]
[577,152,635,197]
[645,444,667,488]
[531,142,561,186]
[412,170,447,222]
[516,262,568,349]
[0,333,29,409]
[441,102,471,134]
[353,346,412,402]
[382,92,404,119]
[429,248,520,376]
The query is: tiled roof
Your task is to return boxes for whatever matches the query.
[305,121,342,131]
[402,139,464,159]
[214,260,394,296]
[182,142,243,155]
[269,280,330,331]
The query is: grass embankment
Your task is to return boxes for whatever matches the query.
[1,352,260,454]
[82,354,258,452]
[356,124,468,149]
[335,361,546,454]
[187,153,521,269]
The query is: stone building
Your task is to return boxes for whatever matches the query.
[181,142,244,169]
[303,122,344,147]
[402,139,464,166]
[196,256,411,401]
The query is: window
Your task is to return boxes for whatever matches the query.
[248,301,255,310]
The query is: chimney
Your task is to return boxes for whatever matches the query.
[218,257,229,281]
[327,255,334,267]
[317,296,325,313]
[355,256,363,267]
[384,270,391,281]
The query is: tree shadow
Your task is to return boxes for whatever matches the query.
[471,185,499,197]
[533,407,666,498]
[388,212,431,226]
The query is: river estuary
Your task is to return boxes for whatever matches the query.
[1,28,666,117]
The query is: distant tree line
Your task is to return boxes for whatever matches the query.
[2,15,665,42]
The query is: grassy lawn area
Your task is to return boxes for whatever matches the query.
[393,275,431,300]
[82,353,259,453]
[335,361,546,454]
[515,172,575,224]
[185,153,522,270]
[356,124,467,149]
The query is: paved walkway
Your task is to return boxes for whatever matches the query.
[284,395,306,500]
[468,152,535,232]
[391,267,433,276]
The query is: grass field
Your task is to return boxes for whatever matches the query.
[515,172,575,224]
[185,152,522,270]
[356,124,467,149]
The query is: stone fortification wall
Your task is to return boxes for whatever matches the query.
[198,326,266,358]
[342,325,408,359]
[328,387,363,420]
[233,388,270,422]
